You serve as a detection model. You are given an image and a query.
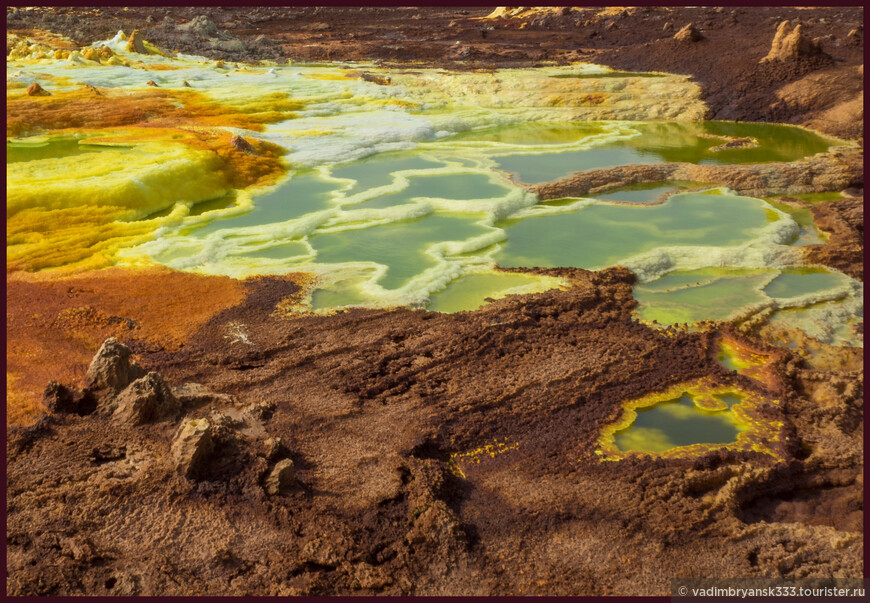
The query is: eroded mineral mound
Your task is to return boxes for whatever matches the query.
[761,20,826,63]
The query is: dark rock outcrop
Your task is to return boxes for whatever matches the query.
[113,372,181,425]
[230,134,255,154]
[42,381,96,416]
[85,338,146,406]
[674,23,703,43]
[26,82,51,96]
[171,417,214,478]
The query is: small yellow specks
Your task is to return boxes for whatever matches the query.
[448,439,520,477]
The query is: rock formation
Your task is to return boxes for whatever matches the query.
[42,381,95,416]
[761,21,825,62]
[85,337,146,406]
[113,372,181,425]
[674,23,703,43]
[803,196,864,280]
[230,134,255,154]
[126,29,149,54]
[25,82,50,96]
[264,459,296,495]
[171,418,214,478]
[42,381,75,414]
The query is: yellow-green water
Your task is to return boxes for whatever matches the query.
[763,268,851,300]
[427,272,547,313]
[7,137,116,163]
[594,181,704,204]
[633,266,859,332]
[6,43,855,321]
[309,214,494,290]
[634,269,775,325]
[491,121,836,184]
[614,393,747,453]
[495,191,775,270]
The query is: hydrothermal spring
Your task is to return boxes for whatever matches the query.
[7,32,862,456]
[612,393,747,454]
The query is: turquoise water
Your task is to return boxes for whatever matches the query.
[763,268,849,299]
[194,172,338,236]
[614,394,745,453]
[495,192,771,270]
[354,173,512,209]
[309,214,493,290]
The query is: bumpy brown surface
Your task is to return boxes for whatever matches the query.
[5,268,250,425]
[7,6,864,139]
[803,196,864,280]
[528,150,864,201]
[6,268,864,595]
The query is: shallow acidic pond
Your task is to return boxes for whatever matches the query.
[194,172,338,236]
[490,121,836,184]
[633,268,774,325]
[633,266,858,330]
[6,48,853,322]
[495,191,775,270]
[613,393,747,454]
[6,137,128,163]
[763,267,851,300]
[426,271,549,313]
[309,214,494,290]
[593,181,703,204]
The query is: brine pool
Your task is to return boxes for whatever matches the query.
[612,392,747,454]
[126,118,857,456]
[10,120,861,346]
[112,119,858,347]
[7,44,862,457]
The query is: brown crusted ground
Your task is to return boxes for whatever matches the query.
[5,268,251,426]
[6,267,863,595]
[6,6,864,139]
[527,150,864,201]
[803,196,864,280]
